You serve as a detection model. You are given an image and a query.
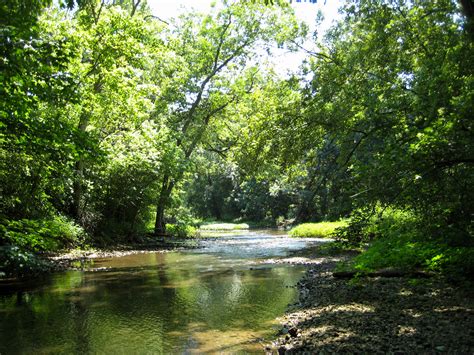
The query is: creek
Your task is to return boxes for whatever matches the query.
[0,230,329,353]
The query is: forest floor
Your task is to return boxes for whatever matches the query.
[266,254,474,354]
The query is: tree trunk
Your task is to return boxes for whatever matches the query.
[154,203,166,235]
[154,175,174,235]
[72,159,83,220]
[72,114,88,221]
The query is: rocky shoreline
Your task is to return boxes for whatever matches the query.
[267,256,474,354]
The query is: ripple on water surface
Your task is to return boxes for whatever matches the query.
[0,230,331,353]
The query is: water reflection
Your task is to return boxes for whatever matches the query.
[0,232,327,353]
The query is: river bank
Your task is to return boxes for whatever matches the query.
[267,255,474,353]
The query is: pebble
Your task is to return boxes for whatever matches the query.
[266,256,474,353]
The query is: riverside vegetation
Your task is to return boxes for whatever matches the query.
[1,0,473,351]
[1,0,473,281]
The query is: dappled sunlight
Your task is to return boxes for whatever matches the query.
[273,260,474,353]
[398,288,414,297]
[397,325,417,336]
[434,306,473,313]
[188,327,268,353]
[303,325,357,345]
[402,309,423,318]
[1,233,310,353]
[1,0,472,353]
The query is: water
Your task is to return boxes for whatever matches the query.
[0,230,328,354]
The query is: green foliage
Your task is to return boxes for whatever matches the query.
[1,0,472,285]
[199,223,250,231]
[315,0,472,236]
[0,214,83,278]
[166,224,199,238]
[331,209,372,246]
[348,208,474,277]
[317,241,359,256]
[362,207,418,240]
[1,216,85,252]
[289,220,347,238]
[150,2,302,234]
[0,245,52,278]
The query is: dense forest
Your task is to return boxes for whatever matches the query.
[1,0,473,278]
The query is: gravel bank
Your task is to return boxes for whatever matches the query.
[267,257,474,354]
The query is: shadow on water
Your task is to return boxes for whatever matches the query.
[0,231,329,353]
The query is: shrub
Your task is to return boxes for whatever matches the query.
[0,245,52,278]
[349,208,474,277]
[1,216,85,252]
[289,221,348,238]
[166,224,199,238]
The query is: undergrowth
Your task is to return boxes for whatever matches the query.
[336,207,474,279]
[0,216,85,278]
[289,220,348,238]
[166,224,199,238]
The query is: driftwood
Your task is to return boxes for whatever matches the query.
[333,268,434,279]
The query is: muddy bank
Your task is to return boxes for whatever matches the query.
[267,257,474,354]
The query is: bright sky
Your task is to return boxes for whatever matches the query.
[148,0,341,28]
[147,0,343,76]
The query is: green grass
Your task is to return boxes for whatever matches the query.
[199,223,250,231]
[289,221,348,238]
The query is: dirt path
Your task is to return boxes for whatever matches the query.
[267,257,474,353]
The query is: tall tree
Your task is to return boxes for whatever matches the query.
[151,2,300,234]
[299,0,473,238]
[1,1,80,219]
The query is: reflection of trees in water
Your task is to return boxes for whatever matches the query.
[188,267,302,331]
[0,255,304,353]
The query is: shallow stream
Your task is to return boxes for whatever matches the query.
[0,230,328,353]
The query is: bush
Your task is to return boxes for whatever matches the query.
[166,224,199,238]
[349,208,474,277]
[289,221,348,238]
[1,216,85,252]
[0,246,52,278]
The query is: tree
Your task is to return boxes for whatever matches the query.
[150,2,300,234]
[66,2,162,223]
[1,1,80,220]
[299,0,473,239]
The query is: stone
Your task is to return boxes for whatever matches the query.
[288,327,298,337]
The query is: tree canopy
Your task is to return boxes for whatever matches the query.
[1,0,473,276]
